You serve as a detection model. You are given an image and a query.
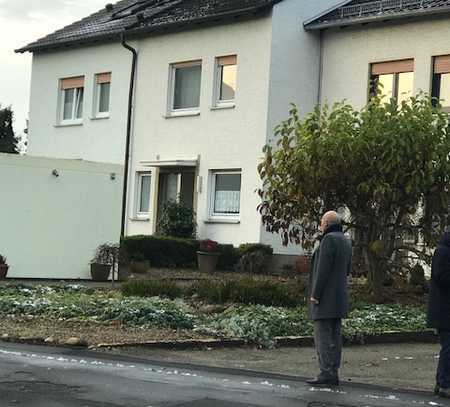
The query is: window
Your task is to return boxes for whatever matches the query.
[136,172,151,217]
[169,61,202,113]
[210,171,241,218]
[432,55,450,112]
[95,72,111,117]
[214,55,237,107]
[60,76,84,123]
[370,59,414,104]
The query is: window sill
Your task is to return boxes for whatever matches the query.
[54,121,83,128]
[204,218,240,224]
[90,115,110,121]
[164,110,200,119]
[129,217,150,222]
[211,103,235,111]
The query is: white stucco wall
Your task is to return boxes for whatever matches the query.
[261,0,342,255]
[0,154,123,279]
[320,18,450,108]
[126,17,274,246]
[27,43,132,164]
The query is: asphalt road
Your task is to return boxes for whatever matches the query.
[0,342,448,407]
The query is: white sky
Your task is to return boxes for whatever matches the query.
[0,0,106,134]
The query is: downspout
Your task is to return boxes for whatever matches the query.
[120,34,138,237]
[317,29,324,106]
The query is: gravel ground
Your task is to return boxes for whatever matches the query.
[0,316,209,346]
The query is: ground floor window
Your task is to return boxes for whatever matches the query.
[136,172,151,217]
[210,171,241,218]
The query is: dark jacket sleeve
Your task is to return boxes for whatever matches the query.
[434,247,450,288]
[312,235,336,300]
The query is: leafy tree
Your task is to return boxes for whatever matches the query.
[258,94,450,301]
[0,105,18,154]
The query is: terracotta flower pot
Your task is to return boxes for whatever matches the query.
[197,251,220,273]
[90,263,111,281]
[0,264,9,279]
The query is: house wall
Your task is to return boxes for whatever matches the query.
[0,154,122,279]
[27,43,132,164]
[320,18,450,108]
[261,0,342,255]
[126,17,274,246]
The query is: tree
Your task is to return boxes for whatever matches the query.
[258,94,450,301]
[0,106,18,154]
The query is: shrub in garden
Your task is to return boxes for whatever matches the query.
[217,244,240,271]
[157,200,197,239]
[121,279,183,299]
[236,243,274,274]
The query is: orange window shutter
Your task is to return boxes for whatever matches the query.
[218,55,237,66]
[60,76,84,89]
[434,56,450,74]
[96,72,112,84]
[371,59,414,75]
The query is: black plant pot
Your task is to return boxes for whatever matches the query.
[90,263,111,281]
[197,251,219,273]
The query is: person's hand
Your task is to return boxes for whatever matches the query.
[310,297,319,305]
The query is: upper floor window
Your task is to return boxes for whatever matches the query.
[214,55,237,107]
[95,72,111,118]
[169,61,202,114]
[432,55,450,112]
[370,59,414,104]
[60,76,84,123]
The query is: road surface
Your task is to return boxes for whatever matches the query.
[0,342,448,407]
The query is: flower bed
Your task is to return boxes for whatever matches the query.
[0,285,428,348]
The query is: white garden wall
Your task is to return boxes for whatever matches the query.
[0,154,123,279]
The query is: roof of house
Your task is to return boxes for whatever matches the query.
[304,0,450,30]
[16,0,281,53]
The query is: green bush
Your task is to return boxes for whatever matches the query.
[190,278,305,308]
[236,243,274,274]
[157,200,197,239]
[217,244,240,271]
[238,243,273,256]
[121,279,183,299]
[121,235,199,268]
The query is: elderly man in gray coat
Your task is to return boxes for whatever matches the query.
[306,211,352,386]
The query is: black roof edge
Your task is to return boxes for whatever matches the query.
[15,2,279,54]
[304,4,450,31]
[302,0,352,28]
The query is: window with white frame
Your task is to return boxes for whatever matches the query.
[136,172,152,217]
[95,72,111,117]
[60,76,84,123]
[169,61,202,112]
[214,55,237,106]
[210,171,241,217]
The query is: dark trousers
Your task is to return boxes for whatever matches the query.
[313,318,342,380]
[437,330,450,389]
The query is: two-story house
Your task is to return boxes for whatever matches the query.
[17,0,340,260]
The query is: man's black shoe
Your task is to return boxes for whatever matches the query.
[439,387,450,398]
[434,384,440,395]
[306,377,339,386]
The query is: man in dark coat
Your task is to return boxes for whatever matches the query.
[428,230,450,398]
[306,211,352,386]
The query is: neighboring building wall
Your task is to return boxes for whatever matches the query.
[0,154,122,279]
[261,0,342,255]
[127,17,274,247]
[27,43,132,164]
[320,18,450,108]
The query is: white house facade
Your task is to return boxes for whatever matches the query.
[18,0,450,258]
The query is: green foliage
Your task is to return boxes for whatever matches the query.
[238,243,274,257]
[0,106,18,154]
[121,279,183,299]
[157,200,197,239]
[258,94,450,299]
[236,244,274,274]
[189,278,306,308]
[121,236,241,270]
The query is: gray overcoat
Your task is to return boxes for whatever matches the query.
[308,227,352,321]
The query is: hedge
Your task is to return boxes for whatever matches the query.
[121,236,242,270]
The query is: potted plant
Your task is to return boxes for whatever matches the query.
[90,243,118,281]
[197,239,220,273]
[0,255,9,279]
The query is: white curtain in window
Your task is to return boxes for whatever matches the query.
[139,175,151,213]
[174,65,201,109]
[214,190,240,214]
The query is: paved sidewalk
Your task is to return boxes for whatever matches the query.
[105,342,441,392]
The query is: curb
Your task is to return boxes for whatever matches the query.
[0,330,438,351]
